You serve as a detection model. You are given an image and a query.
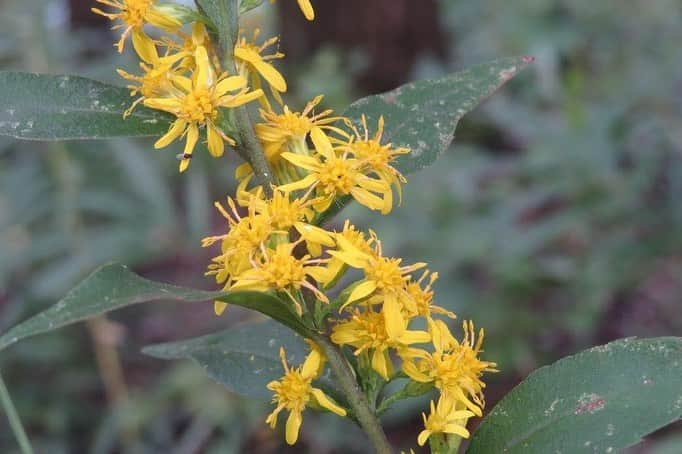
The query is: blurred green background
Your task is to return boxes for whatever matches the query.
[1,0,682,452]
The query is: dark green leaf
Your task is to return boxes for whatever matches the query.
[0,263,310,351]
[0,72,172,140]
[467,337,682,454]
[143,320,307,398]
[316,56,532,224]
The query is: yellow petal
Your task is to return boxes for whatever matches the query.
[345,280,377,305]
[207,123,225,157]
[297,0,315,20]
[371,349,391,380]
[310,126,334,158]
[383,295,405,340]
[132,30,158,64]
[417,429,432,447]
[443,424,470,439]
[154,119,187,149]
[220,89,264,107]
[252,59,287,92]
[285,410,302,445]
[215,75,247,96]
[194,46,212,88]
[214,301,228,315]
[311,388,346,416]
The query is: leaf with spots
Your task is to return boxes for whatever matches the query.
[0,263,310,353]
[142,320,307,399]
[467,337,682,454]
[0,72,173,140]
[316,56,532,224]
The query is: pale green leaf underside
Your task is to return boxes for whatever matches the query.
[0,263,309,352]
[467,337,682,454]
[143,320,306,398]
[0,72,172,140]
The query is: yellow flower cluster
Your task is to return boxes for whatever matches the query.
[96,0,495,449]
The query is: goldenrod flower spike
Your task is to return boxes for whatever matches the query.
[144,46,263,171]
[270,0,315,21]
[92,0,182,53]
[266,347,346,445]
[417,398,475,447]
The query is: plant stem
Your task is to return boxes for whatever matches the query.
[313,336,393,454]
[0,372,34,454]
[233,106,275,197]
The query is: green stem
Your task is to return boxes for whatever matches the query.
[233,105,276,196]
[0,372,34,454]
[313,336,393,454]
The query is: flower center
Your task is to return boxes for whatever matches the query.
[262,250,306,289]
[366,258,404,291]
[278,371,311,411]
[318,159,355,194]
[276,112,312,139]
[353,140,390,168]
[122,0,153,27]
[181,87,217,123]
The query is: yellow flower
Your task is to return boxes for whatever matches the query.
[279,128,393,213]
[235,30,287,109]
[203,197,274,315]
[326,220,373,282]
[164,22,220,71]
[245,188,336,256]
[417,397,475,447]
[116,33,185,117]
[402,321,498,416]
[92,0,182,53]
[230,242,332,313]
[329,230,426,317]
[330,308,430,380]
[266,347,346,445]
[270,0,315,21]
[343,115,409,205]
[403,270,457,320]
[144,46,263,172]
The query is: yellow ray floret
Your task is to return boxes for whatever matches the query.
[235,30,287,109]
[144,46,263,172]
[92,0,182,53]
[266,347,346,445]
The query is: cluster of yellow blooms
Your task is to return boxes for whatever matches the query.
[94,0,496,449]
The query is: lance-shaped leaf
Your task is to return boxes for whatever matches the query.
[316,56,532,224]
[143,320,307,399]
[0,263,310,352]
[467,337,682,454]
[0,72,172,140]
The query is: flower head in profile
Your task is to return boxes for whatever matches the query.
[144,46,263,172]
[330,308,430,380]
[270,0,315,21]
[402,321,498,416]
[235,30,287,109]
[266,347,346,445]
[279,128,393,213]
[417,397,475,447]
[92,0,182,53]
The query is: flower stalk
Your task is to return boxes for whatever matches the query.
[0,372,34,454]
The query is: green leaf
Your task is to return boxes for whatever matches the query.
[0,263,310,351]
[467,337,682,454]
[0,72,172,140]
[316,56,532,224]
[143,320,307,398]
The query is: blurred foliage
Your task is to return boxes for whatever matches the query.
[1,0,682,452]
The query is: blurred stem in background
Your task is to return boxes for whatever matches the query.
[0,372,34,454]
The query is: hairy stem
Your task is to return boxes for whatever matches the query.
[0,372,34,454]
[313,335,393,454]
